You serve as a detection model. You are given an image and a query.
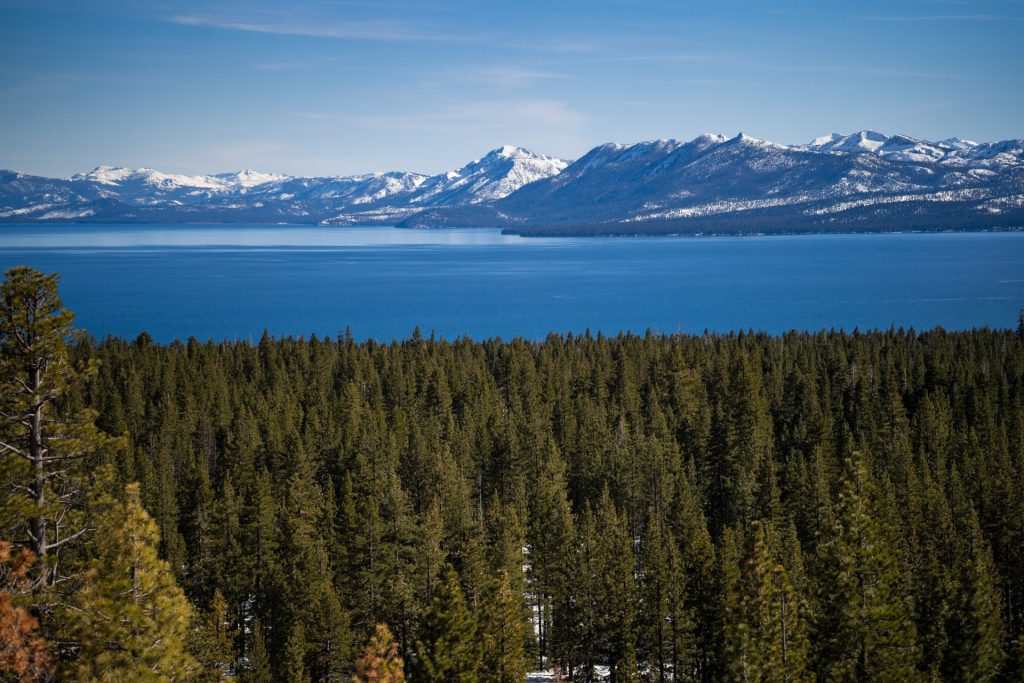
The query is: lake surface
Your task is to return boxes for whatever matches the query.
[1,224,1022,342]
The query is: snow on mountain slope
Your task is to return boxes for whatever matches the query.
[808,130,890,153]
[409,146,568,205]
[2,132,1021,233]
[212,169,290,188]
[72,166,289,192]
[401,132,1024,234]
[318,146,568,223]
[71,166,138,185]
[1,145,568,224]
[803,131,1024,167]
[270,172,427,206]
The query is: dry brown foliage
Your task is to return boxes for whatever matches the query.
[0,540,50,682]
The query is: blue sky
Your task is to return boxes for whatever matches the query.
[1,0,1021,177]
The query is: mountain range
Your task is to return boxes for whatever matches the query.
[2,131,1022,236]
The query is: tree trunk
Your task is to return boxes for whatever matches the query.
[29,364,47,563]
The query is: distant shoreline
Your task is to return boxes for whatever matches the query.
[3,220,1023,240]
[2,223,1024,241]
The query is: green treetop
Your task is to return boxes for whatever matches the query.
[412,564,482,683]
[0,266,120,585]
[812,453,921,681]
[65,482,197,681]
[724,521,812,683]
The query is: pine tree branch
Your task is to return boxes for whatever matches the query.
[43,526,91,553]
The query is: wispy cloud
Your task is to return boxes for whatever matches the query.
[598,52,721,63]
[303,98,586,130]
[170,14,468,43]
[682,79,753,85]
[434,99,586,128]
[751,63,981,80]
[254,57,342,71]
[446,65,575,88]
[499,38,599,54]
[863,14,1024,21]
[169,13,606,54]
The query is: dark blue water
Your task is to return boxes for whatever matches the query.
[1,224,1022,342]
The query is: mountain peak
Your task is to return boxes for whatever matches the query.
[495,144,525,157]
[214,169,289,187]
[808,130,888,153]
[483,145,556,162]
[71,166,137,184]
[811,133,843,146]
[941,137,979,150]
[693,132,727,143]
[730,132,788,150]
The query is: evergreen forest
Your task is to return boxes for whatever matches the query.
[2,266,1024,682]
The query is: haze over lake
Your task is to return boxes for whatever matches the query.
[1,224,1022,342]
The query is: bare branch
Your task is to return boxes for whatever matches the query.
[43,526,92,553]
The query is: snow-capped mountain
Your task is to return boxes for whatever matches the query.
[411,145,567,205]
[401,131,1024,235]
[70,166,290,191]
[2,132,1022,234]
[318,145,569,224]
[802,131,1022,166]
[0,146,567,223]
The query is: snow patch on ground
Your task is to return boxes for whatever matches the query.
[527,666,611,682]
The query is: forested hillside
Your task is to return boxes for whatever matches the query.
[3,267,1024,681]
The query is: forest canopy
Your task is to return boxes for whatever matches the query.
[1,266,1023,681]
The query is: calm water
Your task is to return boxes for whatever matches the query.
[0,224,1022,342]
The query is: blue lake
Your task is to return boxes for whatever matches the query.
[0,224,1022,342]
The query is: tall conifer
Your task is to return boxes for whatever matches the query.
[527,441,576,670]
[66,483,197,680]
[0,267,119,586]
[412,564,482,683]
[724,522,812,682]
[812,453,921,681]
[480,570,529,683]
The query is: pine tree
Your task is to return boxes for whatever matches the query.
[209,475,247,613]
[412,564,482,683]
[637,513,693,682]
[724,522,812,682]
[943,506,1004,680]
[708,353,772,533]
[66,483,197,680]
[353,623,405,683]
[480,570,528,683]
[310,584,354,682]
[593,488,638,682]
[484,496,527,603]
[189,588,239,679]
[906,466,954,677]
[244,617,273,683]
[669,463,722,681]
[0,267,120,585]
[527,441,576,670]
[250,467,281,622]
[272,445,355,680]
[573,502,601,680]
[414,498,446,608]
[812,453,921,681]
[283,624,311,683]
